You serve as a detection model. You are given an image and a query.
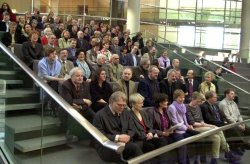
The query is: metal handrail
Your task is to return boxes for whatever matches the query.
[145,30,250,83]
[0,42,125,153]
[127,119,250,164]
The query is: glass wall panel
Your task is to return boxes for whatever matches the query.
[165,26,178,43]
[178,26,195,47]
[200,27,224,49]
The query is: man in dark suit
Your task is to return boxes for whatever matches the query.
[0,11,10,32]
[185,69,200,103]
[200,91,224,127]
[76,31,90,51]
[124,45,140,66]
[59,67,95,129]
[159,69,186,104]
[138,66,160,107]
[131,57,150,82]
[1,21,19,49]
[93,91,143,163]
[109,36,121,55]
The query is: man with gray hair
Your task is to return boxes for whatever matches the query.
[159,69,186,104]
[132,57,150,82]
[59,67,94,125]
[93,91,143,162]
[92,53,110,81]
[108,54,123,82]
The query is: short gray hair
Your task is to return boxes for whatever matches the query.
[69,67,84,77]
[167,69,177,78]
[129,93,144,107]
[109,91,127,104]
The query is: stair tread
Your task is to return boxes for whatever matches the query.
[0,89,38,98]
[5,102,41,111]
[6,115,60,133]
[6,80,23,84]
[15,134,69,152]
[0,70,16,75]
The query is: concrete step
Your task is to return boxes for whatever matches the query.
[14,134,76,152]
[222,74,250,83]
[5,102,41,111]
[0,70,16,75]
[6,115,60,133]
[0,89,38,98]
[5,80,23,85]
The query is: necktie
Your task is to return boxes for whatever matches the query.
[211,105,220,121]
[164,61,167,68]
[114,113,121,128]
[62,61,67,75]
[189,80,193,96]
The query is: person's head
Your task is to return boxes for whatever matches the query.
[111,54,119,65]
[154,93,168,109]
[92,68,106,83]
[9,21,16,33]
[146,40,153,48]
[75,49,86,62]
[23,23,32,34]
[69,38,77,48]
[173,89,185,104]
[224,89,235,101]
[43,27,52,36]
[77,30,84,39]
[187,69,195,79]
[161,50,168,58]
[230,63,235,68]
[72,25,78,32]
[205,91,217,104]
[45,47,57,61]
[190,92,205,106]
[102,42,109,50]
[48,34,56,44]
[29,30,40,42]
[93,42,100,52]
[215,67,222,75]
[31,19,38,28]
[149,47,157,56]
[58,23,64,30]
[172,59,180,69]
[1,3,10,11]
[109,91,127,114]
[61,30,70,39]
[120,46,127,54]
[131,45,138,54]
[122,67,132,81]
[129,93,144,111]
[148,65,159,80]
[112,37,119,45]
[69,67,84,85]
[2,11,10,21]
[167,69,177,83]
[140,57,150,70]
[58,48,68,61]
[204,71,215,84]
[96,54,106,65]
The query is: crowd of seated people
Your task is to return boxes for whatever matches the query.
[0,3,249,163]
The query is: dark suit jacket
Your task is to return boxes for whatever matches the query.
[22,41,45,67]
[200,101,224,127]
[1,32,19,47]
[159,79,186,104]
[109,45,121,55]
[185,78,200,102]
[124,53,140,66]
[129,110,155,141]
[0,21,8,32]
[146,108,171,137]
[138,77,159,107]
[131,66,148,82]
[59,79,91,111]
[93,105,135,142]
[76,38,90,51]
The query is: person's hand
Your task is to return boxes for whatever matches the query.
[188,125,194,130]
[163,129,173,136]
[146,133,153,140]
[86,79,91,82]
[98,99,107,104]
[72,103,82,112]
[239,124,245,131]
[139,75,145,79]
[83,99,92,106]
[118,134,130,143]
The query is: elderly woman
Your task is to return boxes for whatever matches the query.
[129,93,168,163]
[74,49,92,81]
[90,68,113,112]
[167,89,199,164]
[199,71,216,95]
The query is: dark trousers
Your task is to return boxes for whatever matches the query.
[96,142,143,163]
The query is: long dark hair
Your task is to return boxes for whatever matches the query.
[91,68,105,84]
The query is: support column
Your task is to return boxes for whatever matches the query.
[127,0,141,34]
[239,0,250,63]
